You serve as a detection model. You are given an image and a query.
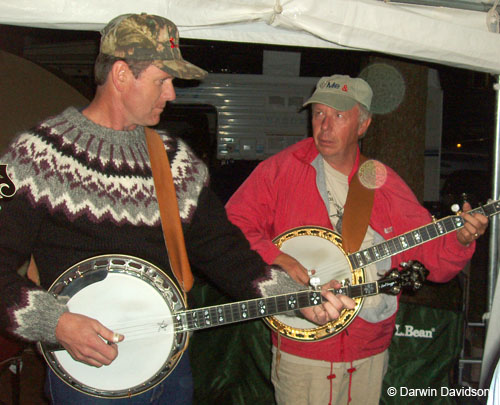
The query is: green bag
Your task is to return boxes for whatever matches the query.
[189,284,463,405]
[381,301,464,405]
[189,281,275,405]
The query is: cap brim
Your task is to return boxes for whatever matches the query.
[156,59,207,80]
[303,93,358,111]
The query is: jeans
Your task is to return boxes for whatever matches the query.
[45,352,193,404]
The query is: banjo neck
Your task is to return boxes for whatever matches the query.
[176,275,400,334]
[347,199,500,272]
[37,253,426,397]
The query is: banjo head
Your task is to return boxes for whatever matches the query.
[39,255,187,398]
[264,226,364,341]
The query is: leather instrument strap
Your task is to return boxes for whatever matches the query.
[145,127,194,292]
[341,154,375,254]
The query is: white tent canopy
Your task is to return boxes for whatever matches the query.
[1,0,500,74]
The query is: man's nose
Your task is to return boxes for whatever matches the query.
[321,114,333,130]
[162,81,176,101]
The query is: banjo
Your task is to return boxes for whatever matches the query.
[265,198,500,341]
[39,254,424,398]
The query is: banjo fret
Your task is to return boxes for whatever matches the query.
[208,307,218,325]
[230,302,240,323]
[275,294,287,314]
[481,201,500,216]
[266,296,278,315]
[247,300,257,319]
[39,253,429,397]
[216,307,225,323]
[399,234,411,249]
[346,202,499,271]
[39,200,500,397]
[239,302,249,320]
[336,282,378,298]
[223,303,233,323]
[257,299,267,316]
[390,238,401,254]
[174,292,305,332]
[265,200,500,342]
[178,279,400,333]
[285,293,298,311]
[305,290,321,307]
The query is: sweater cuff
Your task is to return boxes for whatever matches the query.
[12,290,69,344]
[256,265,307,298]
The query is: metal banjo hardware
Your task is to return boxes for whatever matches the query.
[37,252,427,398]
[35,195,500,398]
[265,226,365,341]
[39,255,188,399]
[264,198,500,342]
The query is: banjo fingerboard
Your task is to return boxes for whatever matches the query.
[177,292,321,332]
[348,201,500,271]
[176,280,385,333]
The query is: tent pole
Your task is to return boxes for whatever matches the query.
[487,75,500,313]
[479,76,500,390]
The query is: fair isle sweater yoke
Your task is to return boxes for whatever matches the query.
[0,107,292,344]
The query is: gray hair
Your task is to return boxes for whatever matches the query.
[358,103,372,125]
[357,103,372,138]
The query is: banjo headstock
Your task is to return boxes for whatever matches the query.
[378,260,429,296]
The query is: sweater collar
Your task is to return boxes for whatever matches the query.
[58,107,146,146]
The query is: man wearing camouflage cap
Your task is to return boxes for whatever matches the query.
[226,74,488,404]
[0,14,352,405]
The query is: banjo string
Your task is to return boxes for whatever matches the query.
[100,261,354,341]
[103,313,208,340]
[65,253,357,343]
[105,315,177,339]
[309,262,352,280]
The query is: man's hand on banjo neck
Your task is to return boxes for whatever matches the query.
[273,252,356,325]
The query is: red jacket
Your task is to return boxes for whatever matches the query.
[226,137,474,362]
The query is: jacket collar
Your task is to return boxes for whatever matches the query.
[293,137,362,183]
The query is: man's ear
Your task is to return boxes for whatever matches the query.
[110,61,131,92]
[358,116,372,138]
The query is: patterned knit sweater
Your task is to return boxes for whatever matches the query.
[0,107,297,344]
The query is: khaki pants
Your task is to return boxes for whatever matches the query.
[271,348,388,405]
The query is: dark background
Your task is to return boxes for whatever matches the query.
[0,23,496,316]
[0,22,496,402]
[0,23,496,166]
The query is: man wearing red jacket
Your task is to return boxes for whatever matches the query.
[225,74,488,405]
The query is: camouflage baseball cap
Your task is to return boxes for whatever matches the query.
[303,75,373,112]
[100,13,207,80]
